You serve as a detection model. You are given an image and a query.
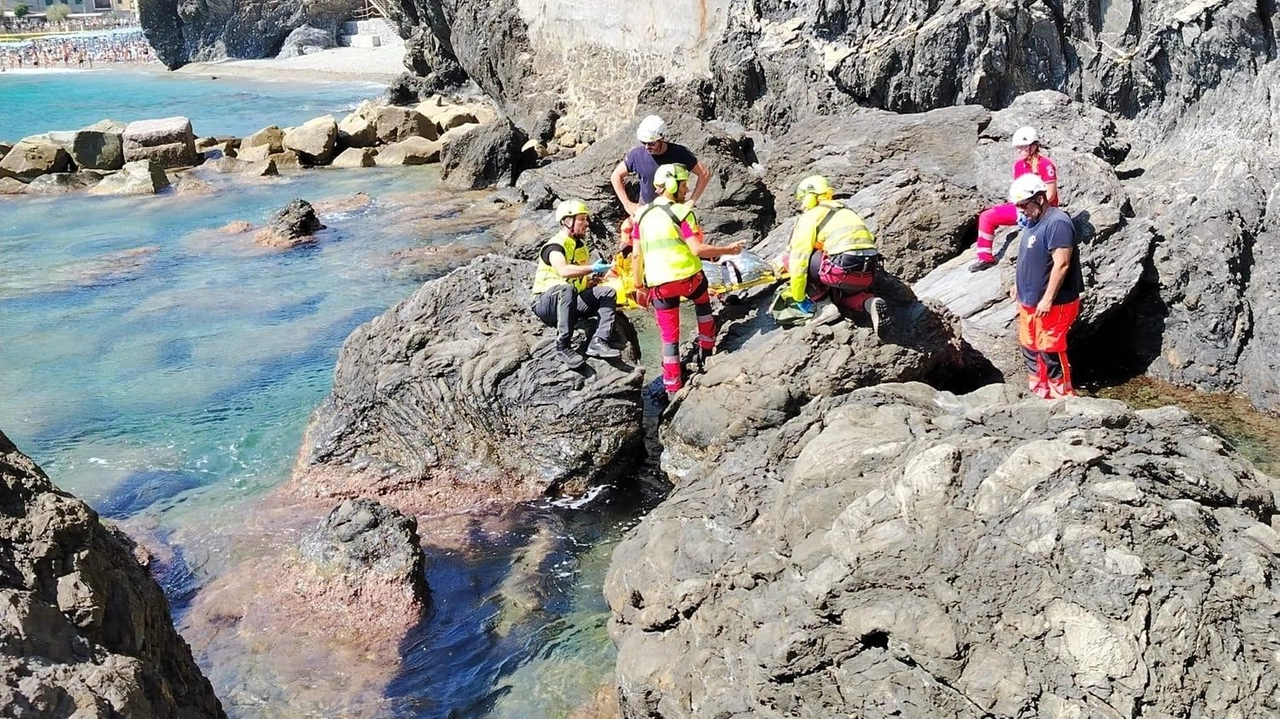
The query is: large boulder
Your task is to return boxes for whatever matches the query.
[208,156,279,176]
[122,117,198,170]
[283,115,339,166]
[87,160,172,196]
[284,254,646,514]
[1102,66,1280,411]
[277,24,335,58]
[331,146,377,168]
[440,117,528,189]
[243,124,286,154]
[510,111,773,259]
[374,136,441,165]
[0,430,227,718]
[338,100,380,148]
[46,129,124,171]
[0,137,71,181]
[375,105,436,145]
[606,383,1280,718]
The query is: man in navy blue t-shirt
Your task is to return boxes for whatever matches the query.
[1009,174,1084,399]
[610,115,711,218]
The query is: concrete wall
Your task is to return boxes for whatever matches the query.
[514,0,732,133]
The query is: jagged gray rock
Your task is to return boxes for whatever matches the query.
[606,383,1280,718]
[254,198,325,248]
[0,430,226,718]
[277,24,336,58]
[657,283,990,480]
[440,117,527,189]
[25,171,105,194]
[140,0,361,68]
[284,254,645,513]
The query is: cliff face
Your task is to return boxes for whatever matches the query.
[140,0,360,68]
[0,430,226,718]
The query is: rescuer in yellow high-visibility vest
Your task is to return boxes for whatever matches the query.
[632,163,744,398]
[530,199,621,369]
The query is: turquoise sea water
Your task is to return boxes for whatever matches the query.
[0,71,634,718]
[0,69,381,139]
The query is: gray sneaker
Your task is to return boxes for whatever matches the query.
[587,337,621,359]
[868,298,890,339]
[809,302,843,326]
[557,347,586,368]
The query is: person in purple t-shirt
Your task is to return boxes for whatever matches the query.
[610,115,712,218]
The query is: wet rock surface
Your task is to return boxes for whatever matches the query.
[0,430,226,718]
[182,498,427,716]
[253,198,326,248]
[286,254,646,513]
[607,384,1280,718]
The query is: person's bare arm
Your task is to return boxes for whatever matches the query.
[1035,247,1073,316]
[610,161,639,217]
[1045,181,1059,206]
[688,160,712,206]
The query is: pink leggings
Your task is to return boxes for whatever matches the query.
[651,272,714,395]
[976,202,1018,260]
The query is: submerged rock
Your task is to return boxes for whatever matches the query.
[607,383,1280,718]
[25,171,105,194]
[286,254,645,513]
[0,430,226,718]
[253,198,325,248]
[182,498,426,715]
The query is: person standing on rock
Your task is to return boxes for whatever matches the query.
[785,175,890,337]
[610,115,712,218]
[531,199,622,368]
[633,163,744,398]
[1008,174,1083,399]
[971,126,1060,272]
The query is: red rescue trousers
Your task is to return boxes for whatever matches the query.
[1017,299,1080,399]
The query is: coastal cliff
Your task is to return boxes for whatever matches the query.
[139,0,359,68]
[0,431,226,718]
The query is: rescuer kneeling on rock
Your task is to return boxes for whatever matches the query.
[530,199,621,368]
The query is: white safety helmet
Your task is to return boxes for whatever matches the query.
[1009,174,1049,203]
[1011,126,1039,147]
[636,115,667,143]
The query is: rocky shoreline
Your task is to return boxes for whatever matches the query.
[0,93,504,199]
[5,0,1280,715]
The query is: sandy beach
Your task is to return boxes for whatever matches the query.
[173,44,406,84]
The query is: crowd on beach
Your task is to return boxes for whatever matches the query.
[1,15,135,33]
[0,29,155,69]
